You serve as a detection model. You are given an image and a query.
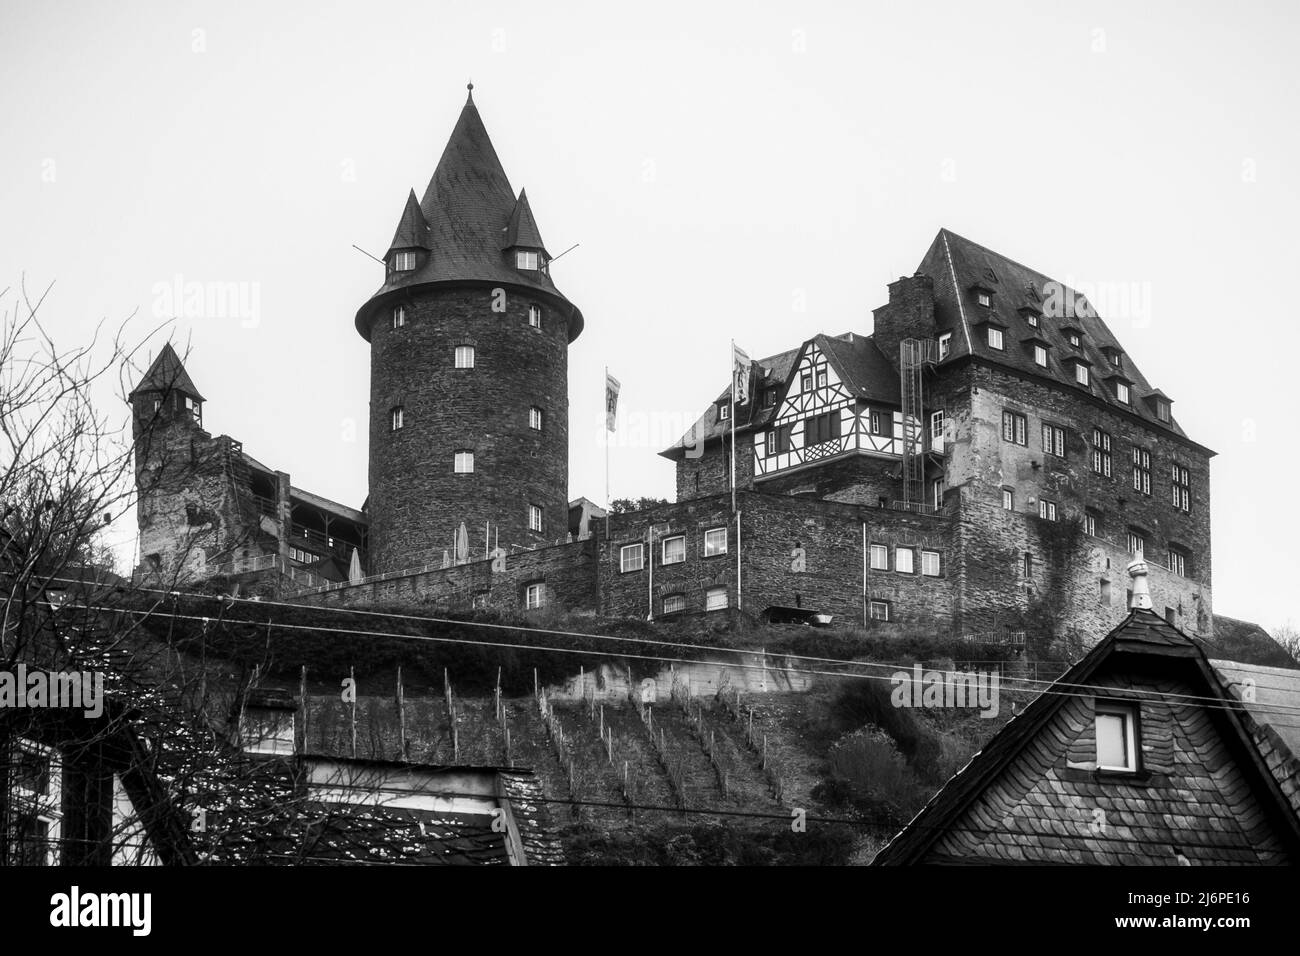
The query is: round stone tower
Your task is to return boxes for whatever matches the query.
[355,88,584,574]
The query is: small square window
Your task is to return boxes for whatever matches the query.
[987,327,1004,350]
[662,535,686,565]
[528,504,543,533]
[393,251,417,272]
[977,292,991,308]
[620,543,644,573]
[516,251,539,271]
[703,527,728,557]
[869,543,889,570]
[921,551,940,576]
[524,582,544,610]
[895,547,915,574]
[454,450,474,473]
[455,345,475,369]
[1026,313,1039,328]
[663,593,686,614]
[1069,332,1081,348]
[869,600,890,621]
[705,587,728,612]
[1095,703,1138,772]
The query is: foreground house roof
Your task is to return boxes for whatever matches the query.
[873,609,1300,865]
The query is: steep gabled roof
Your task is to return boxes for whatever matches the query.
[920,229,1199,445]
[873,609,1300,865]
[386,189,431,253]
[356,89,582,343]
[660,332,900,459]
[502,189,547,254]
[129,343,204,401]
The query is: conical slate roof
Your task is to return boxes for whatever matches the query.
[356,88,583,343]
[129,343,204,401]
[502,189,547,254]
[386,189,431,254]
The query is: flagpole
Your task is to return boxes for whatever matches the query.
[730,340,737,515]
[604,366,611,537]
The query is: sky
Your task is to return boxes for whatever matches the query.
[1,0,1297,632]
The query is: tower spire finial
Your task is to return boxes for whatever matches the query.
[466,80,474,101]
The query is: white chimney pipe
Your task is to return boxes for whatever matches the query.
[1127,559,1153,610]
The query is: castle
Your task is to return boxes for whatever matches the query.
[131,87,1214,648]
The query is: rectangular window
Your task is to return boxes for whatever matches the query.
[620,543,644,573]
[8,740,61,866]
[524,582,544,610]
[977,292,991,308]
[1127,529,1145,556]
[1038,499,1058,521]
[869,409,892,437]
[528,304,542,329]
[1156,400,1171,423]
[454,450,474,473]
[869,600,890,622]
[393,306,406,328]
[662,535,686,565]
[1168,547,1189,578]
[1023,552,1033,577]
[1075,363,1090,386]
[801,374,812,393]
[1171,464,1191,512]
[1042,423,1066,458]
[895,547,915,574]
[929,410,944,444]
[1002,410,1027,446]
[703,527,727,557]
[663,593,686,615]
[764,430,776,457]
[921,550,940,576]
[777,424,793,453]
[705,587,728,612]
[719,403,730,421]
[393,251,416,271]
[1132,447,1151,495]
[528,504,543,533]
[454,345,475,368]
[529,406,544,430]
[1115,381,1131,404]
[1092,428,1112,477]
[516,251,539,270]
[1026,313,1039,328]
[816,369,828,389]
[763,388,778,408]
[805,411,841,445]
[1033,344,1048,367]
[1001,487,1014,510]
[1095,703,1138,772]
[987,327,1004,350]
[938,333,952,360]
[930,478,943,510]
[1084,511,1100,537]
[869,543,889,570]
[390,406,404,431]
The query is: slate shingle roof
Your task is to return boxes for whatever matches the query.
[129,343,205,401]
[355,90,582,343]
[873,610,1300,865]
[920,229,1200,446]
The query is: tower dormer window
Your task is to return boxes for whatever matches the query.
[528,304,542,329]
[392,251,417,272]
[516,250,539,271]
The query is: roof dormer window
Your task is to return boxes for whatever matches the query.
[977,291,991,308]
[516,250,540,271]
[1156,399,1171,423]
[1033,344,1048,367]
[1115,381,1131,404]
[1075,363,1090,386]
[392,251,417,272]
[987,327,1004,350]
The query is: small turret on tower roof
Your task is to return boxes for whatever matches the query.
[129,343,204,402]
[386,189,431,256]
[502,188,548,257]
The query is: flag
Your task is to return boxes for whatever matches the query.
[732,344,751,405]
[605,372,621,431]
